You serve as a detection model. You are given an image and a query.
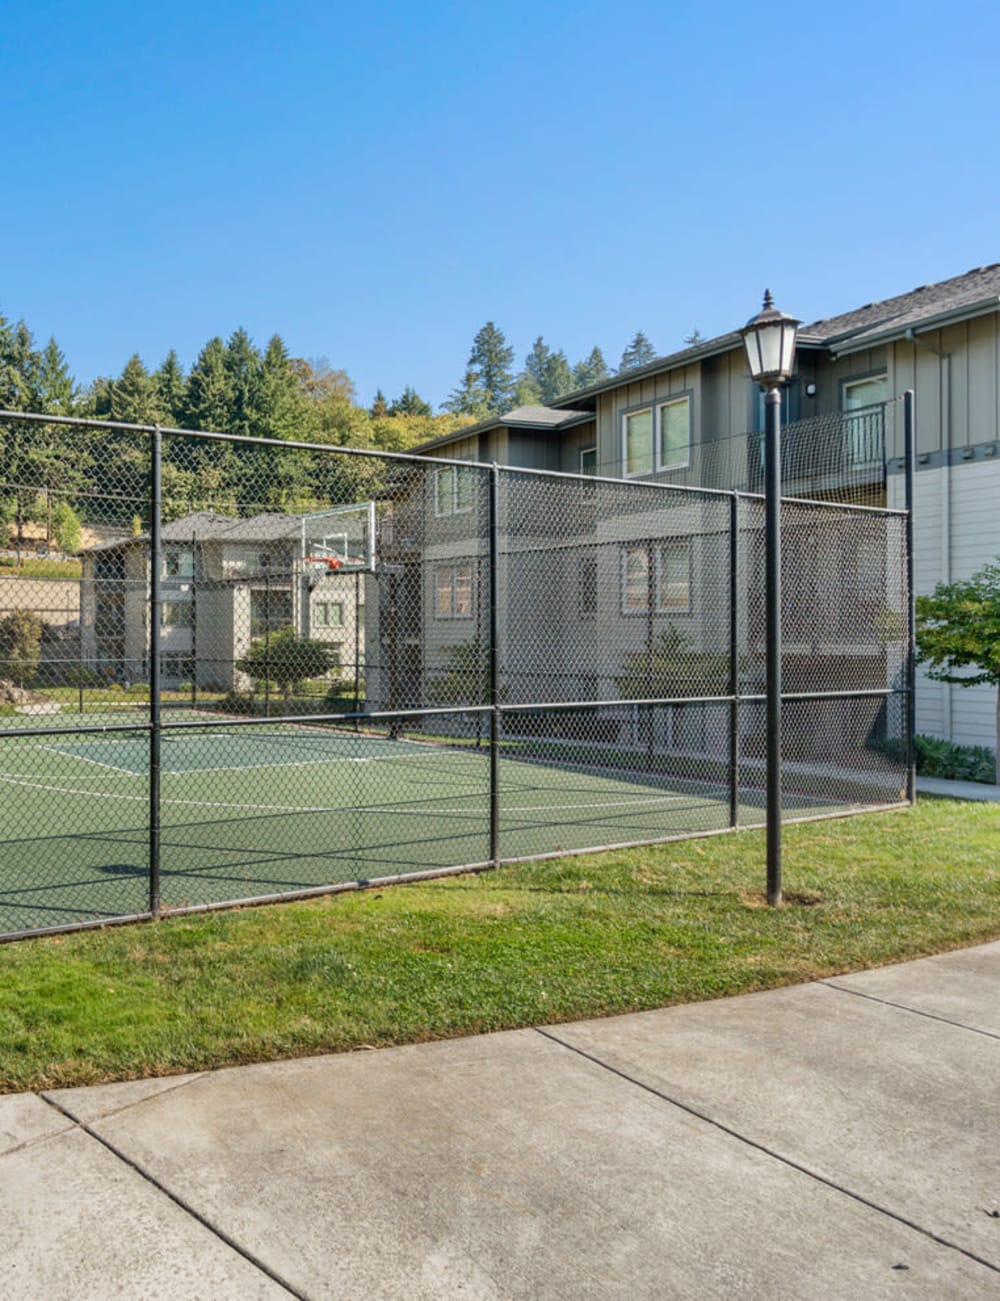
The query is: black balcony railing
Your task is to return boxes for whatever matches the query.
[658,403,889,503]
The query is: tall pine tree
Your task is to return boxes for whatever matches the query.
[447,322,515,416]
[572,346,610,389]
[618,331,657,374]
[153,350,187,425]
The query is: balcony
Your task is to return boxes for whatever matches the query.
[664,403,888,503]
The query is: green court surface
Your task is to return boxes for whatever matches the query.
[0,719,894,936]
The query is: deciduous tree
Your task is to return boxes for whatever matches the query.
[916,560,1000,783]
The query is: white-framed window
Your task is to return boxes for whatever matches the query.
[434,464,474,516]
[579,446,597,475]
[161,600,193,628]
[313,601,344,628]
[162,548,194,579]
[621,541,691,614]
[434,563,473,618]
[578,556,597,618]
[843,374,889,411]
[622,395,691,476]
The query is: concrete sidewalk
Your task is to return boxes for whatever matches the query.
[2,944,998,1299]
[917,775,1000,801]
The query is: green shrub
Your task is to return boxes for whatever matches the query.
[915,735,995,783]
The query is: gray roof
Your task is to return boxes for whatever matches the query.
[548,261,1000,405]
[798,262,1000,352]
[84,511,304,553]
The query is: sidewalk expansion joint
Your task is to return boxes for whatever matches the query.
[40,1093,306,1299]
[535,1026,1000,1277]
[819,981,1000,1040]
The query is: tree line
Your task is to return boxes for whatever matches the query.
[0,304,698,546]
[442,324,673,419]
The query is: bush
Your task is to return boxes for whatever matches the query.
[915,735,996,783]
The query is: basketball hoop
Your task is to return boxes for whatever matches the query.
[303,555,342,572]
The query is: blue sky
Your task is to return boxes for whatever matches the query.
[3,0,1000,409]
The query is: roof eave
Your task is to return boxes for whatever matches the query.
[828,296,1000,357]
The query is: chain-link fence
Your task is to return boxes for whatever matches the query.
[0,411,911,938]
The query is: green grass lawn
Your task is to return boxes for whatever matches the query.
[0,796,997,1093]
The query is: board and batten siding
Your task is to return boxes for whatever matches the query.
[889,456,1000,750]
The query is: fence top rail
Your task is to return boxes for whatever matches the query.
[0,408,908,517]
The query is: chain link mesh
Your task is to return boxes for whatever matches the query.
[0,413,910,937]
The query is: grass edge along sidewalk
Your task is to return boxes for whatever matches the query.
[0,797,997,1094]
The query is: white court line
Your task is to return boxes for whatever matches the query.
[40,745,138,774]
[0,771,724,818]
[35,742,455,778]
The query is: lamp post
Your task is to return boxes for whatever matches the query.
[741,291,799,906]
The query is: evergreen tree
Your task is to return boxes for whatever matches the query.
[110,354,163,425]
[540,349,572,403]
[257,335,305,441]
[618,331,657,374]
[523,337,552,392]
[369,389,389,417]
[33,338,85,546]
[466,321,515,414]
[37,338,76,414]
[185,337,234,431]
[153,350,187,425]
[572,346,610,390]
[684,328,705,346]
[444,366,490,419]
[389,386,432,417]
[223,327,263,438]
[511,373,542,407]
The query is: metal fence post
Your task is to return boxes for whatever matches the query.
[488,465,501,865]
[149,426,163,918]
[765,388,783,906]
[729,492,740,828]
[904,390,917,804]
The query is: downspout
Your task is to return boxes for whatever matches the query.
[904,327,952,740]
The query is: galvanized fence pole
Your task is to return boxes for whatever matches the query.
[488,465,501,865]
[148,426,163,917]
[729,492,740,828]
[765,388,783,906]
[904,390,917,804]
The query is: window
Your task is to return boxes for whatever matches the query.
[621,542,691,614]
[313,601,343,628]
[578,556,597,618]
[843,375,889,411]
[843,375,889,469]
[434,563,473,618]
[163,548,193,579]
[579,446,597,475]
[622,396,691,475]
[161,601,192,628]
[434,465,474,516]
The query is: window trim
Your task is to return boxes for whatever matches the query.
[620,392,693,477]
[434,464,474,517]
[841,372,889,412]
[433,562,474,619]
[579,446,597,476]
[620,540,692,616]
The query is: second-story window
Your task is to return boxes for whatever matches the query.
[162,548,193,579]
[622,396,691,476]
[434,465,474,516]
